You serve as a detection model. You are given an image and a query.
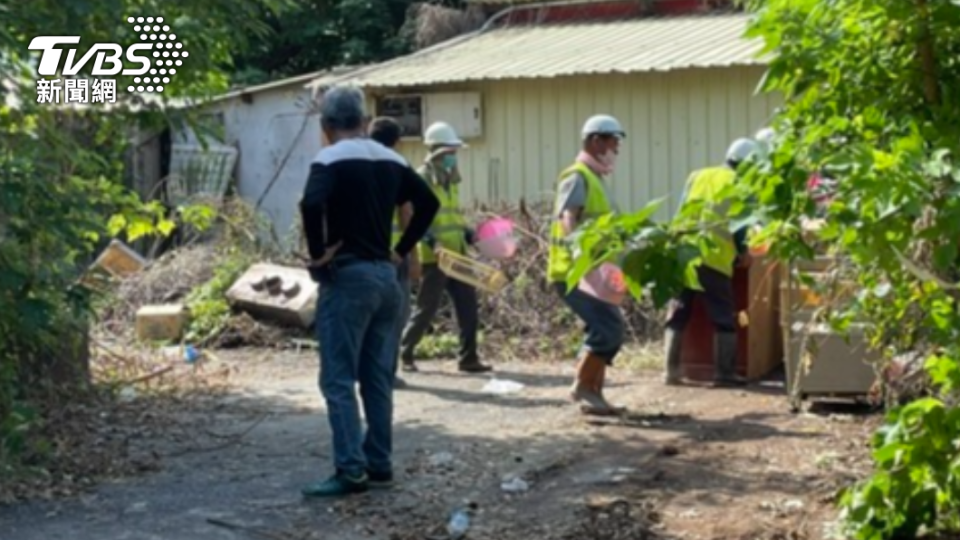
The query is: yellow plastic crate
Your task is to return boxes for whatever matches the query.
[436,248,509,294]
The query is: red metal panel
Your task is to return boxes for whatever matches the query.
[679,265,749,381]
[495,0,730,28]
[653,0,708,15]
[501,1,644,26]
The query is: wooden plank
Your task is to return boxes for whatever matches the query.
[745,255,782,379]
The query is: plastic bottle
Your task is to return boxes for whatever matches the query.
[446,508,470,539]
[184,345,199,364]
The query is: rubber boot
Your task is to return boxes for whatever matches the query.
[569,353,614,415]
[663,329,683,386]
[594,362,627,414]
[713,332,747,387]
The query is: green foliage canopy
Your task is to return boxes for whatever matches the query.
[569,1,960,538]
[0,0,285,471]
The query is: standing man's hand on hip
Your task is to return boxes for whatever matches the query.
[306,241,343,268]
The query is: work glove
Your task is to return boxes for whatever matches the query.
[464,228,476,246]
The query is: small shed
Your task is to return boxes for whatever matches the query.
[308,3,780,215]
[181,68,354,246]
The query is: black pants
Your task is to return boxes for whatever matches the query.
[400,263,479,365]
[665,266,736,333]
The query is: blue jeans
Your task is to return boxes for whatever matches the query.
[553,282,626,365]
[315,260,401,477]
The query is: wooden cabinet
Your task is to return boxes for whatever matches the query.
[679,255,783,381]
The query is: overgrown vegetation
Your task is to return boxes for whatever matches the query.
[229,0,482,85]
[8,0,960,535]
[570,1,960,538]
[0,0,286,482]
[745,1,960,538]
[99,201,663,359]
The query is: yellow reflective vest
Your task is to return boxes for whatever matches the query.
[391,209,403,251]
[417,162,467,264]
[679,166,738,286]
[547,162,614,283]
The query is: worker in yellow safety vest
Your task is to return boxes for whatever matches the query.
[399,121,492,374]
[369,116,422,389]
[549,114,628,416]
[663,137,759,388]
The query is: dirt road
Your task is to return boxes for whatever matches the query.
[0,349,874,540]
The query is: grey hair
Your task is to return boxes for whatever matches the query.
[319,85,366,131]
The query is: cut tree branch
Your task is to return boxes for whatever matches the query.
[916,0,940,106]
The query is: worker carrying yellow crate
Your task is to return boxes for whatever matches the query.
[400,121,493,374]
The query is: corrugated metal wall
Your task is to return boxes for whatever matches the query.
[382,66,780,216]
[217,88,320,246]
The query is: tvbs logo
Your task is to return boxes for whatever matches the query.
[29,16,188,103]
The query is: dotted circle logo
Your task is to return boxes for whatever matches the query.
[124,16,188,94]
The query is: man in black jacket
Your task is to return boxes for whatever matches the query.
[369,117,418,389]
[299,85,440,498]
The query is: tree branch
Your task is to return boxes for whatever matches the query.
[916,0,940,106]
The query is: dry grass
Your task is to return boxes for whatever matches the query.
[95,199,666,359]
[406,3,487,50]
[95,197,282,345]
[426,202,665,362]
[97,243,219,337]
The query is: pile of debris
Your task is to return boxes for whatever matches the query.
[92,214,316,350]
[90,199,664,361]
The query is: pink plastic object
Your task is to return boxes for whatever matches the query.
[476,217,514,242]
[578,263,627,306]
[475,235,518,260]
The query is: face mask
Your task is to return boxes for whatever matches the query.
[599,150,618,170]
[441,153,458,171]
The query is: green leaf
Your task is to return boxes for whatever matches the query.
[620,198,664,228]
[107,214,127,236]
[157,219,177,237]
[125,216,155,242]
[929,299,954,331]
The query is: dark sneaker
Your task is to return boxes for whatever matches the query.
[712,376,748,388]
[367,470,394,489]
[394,376,407,389]
[401,360,418,373]
[301,472,368,498]
[458,362,492,373]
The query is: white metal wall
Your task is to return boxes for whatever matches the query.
[383,66,781,216]
[216,87,320,247]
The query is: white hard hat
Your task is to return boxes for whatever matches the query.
[581,114,626,140]
[726,137,760,164]
[424,121,465,147]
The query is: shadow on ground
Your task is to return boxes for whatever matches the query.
[0,352,876,540]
